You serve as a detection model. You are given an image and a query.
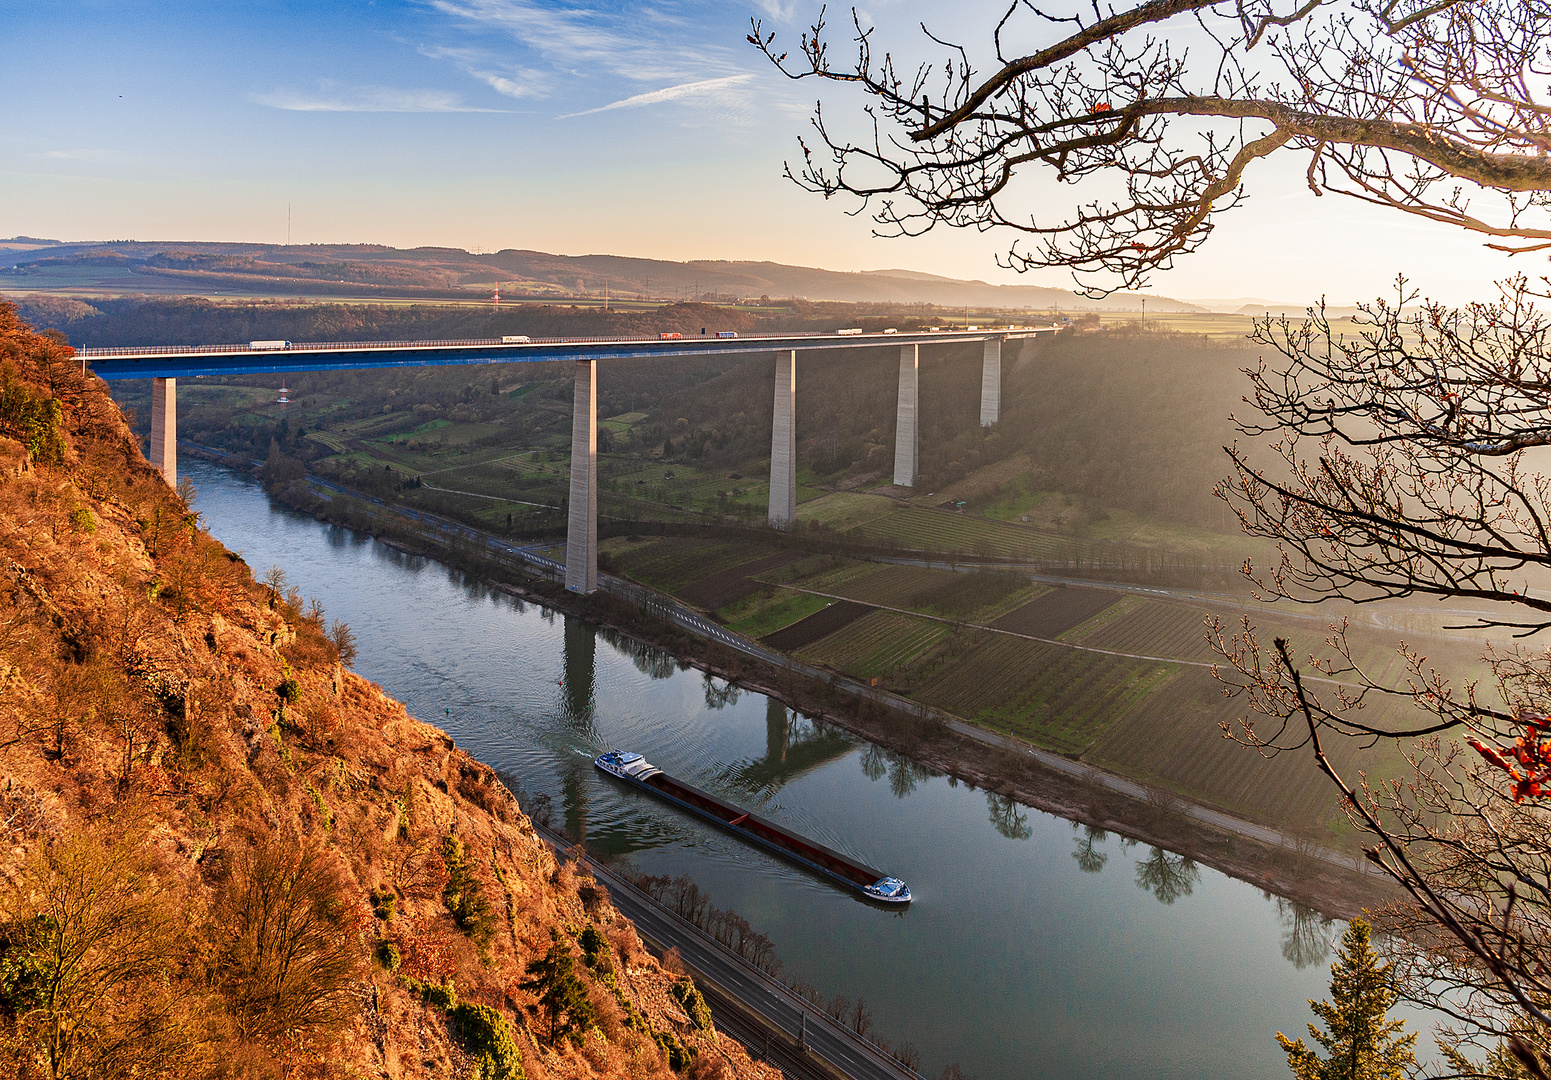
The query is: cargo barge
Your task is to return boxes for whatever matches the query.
[594,750,911,904]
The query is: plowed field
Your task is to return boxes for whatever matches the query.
[761,599,875,651]
[991,587,1123,639]
[679,551,803,609]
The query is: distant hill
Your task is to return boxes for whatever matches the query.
[0,237,1200,312]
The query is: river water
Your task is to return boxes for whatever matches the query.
[185,458,1379,1080]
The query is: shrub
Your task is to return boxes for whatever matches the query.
[449,1002,525,1080]
[374,940,401,971]
[370,885,395,922]
[0,368,65,465]
[400,975,458,1012]
[671,978,713,1032]
[655,1029,693,1070]
[440,835,494,950]
[0,827,205,1076]
[578,925,609,970]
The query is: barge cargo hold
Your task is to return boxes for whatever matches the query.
[594,750,911,904]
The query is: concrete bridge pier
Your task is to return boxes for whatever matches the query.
[893,345,919,488]
[565,358,598,594]
[149,377,177,486]
[980,337,1001,427]
[768,350,797,529]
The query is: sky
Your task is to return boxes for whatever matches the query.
[0,0,1540,306]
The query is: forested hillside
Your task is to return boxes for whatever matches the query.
[0,301,771,1079]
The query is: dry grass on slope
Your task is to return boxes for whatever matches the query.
[0,303,775,1080]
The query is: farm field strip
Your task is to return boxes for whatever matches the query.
[849,506,1078,559]
[809,563,1046,625]
[796,491,900,531]
[304,430,349,452]
[795,611,951,679]
[913,633,1177,756]
[822,564,958,606]
[991,587,1123,638]
[760,599,875,651]
[616,539,778,593]
[772,584,1378,693]
[1082,666,1408,830]
[721,590,833,639]
[678,551,804,609]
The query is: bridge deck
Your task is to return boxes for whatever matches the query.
[79,328,1047,380]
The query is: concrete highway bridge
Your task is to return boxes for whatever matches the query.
[81,327,1051,594]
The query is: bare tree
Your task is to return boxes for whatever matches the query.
[209,834,364,1046]
[1205,281,1551,1072]
[754,0,1551,294]
[0,826,209,1080]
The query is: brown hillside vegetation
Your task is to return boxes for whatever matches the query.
[0,301,774,1080]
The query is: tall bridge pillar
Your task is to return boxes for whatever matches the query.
[768,350,797,529]
[893,344,919,488]
[565,359,598,594]
[980,337,1001,427]
[149,377,176,486]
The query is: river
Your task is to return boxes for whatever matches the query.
[184,457,1387,1080]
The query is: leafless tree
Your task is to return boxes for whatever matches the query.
[1207,281,1551,1073]
[754,0,1551,294]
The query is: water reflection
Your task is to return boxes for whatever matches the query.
[561,616,598,841]
[703,672,742,709]
[599,627,678,680]
[1135,846,1201,904]
[1270,895,1336,969]
[988,793,1033,840]
[859,743,939,798]
[724,703,855,796]
[1071,824,1109,873]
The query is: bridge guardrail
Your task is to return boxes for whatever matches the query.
[76,331,833,359]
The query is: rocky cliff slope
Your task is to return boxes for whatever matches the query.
[0,302,774,1080]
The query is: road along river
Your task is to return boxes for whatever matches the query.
[185,458,1425,1080]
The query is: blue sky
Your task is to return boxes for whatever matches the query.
[0,0,1531,303]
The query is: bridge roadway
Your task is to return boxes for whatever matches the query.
[85,326,1047,595]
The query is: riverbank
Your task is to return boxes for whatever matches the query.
[204,446,1400,922]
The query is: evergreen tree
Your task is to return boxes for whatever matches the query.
[518,929,596,1046]
[1277,919,1416,1080]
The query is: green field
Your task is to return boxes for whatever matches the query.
[796,490,900,531]
[720,589,833,638]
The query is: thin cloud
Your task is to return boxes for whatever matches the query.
[557,74,754,119]
[428,0,728,83]
[250,85,507,112]
[418,45,548,99]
